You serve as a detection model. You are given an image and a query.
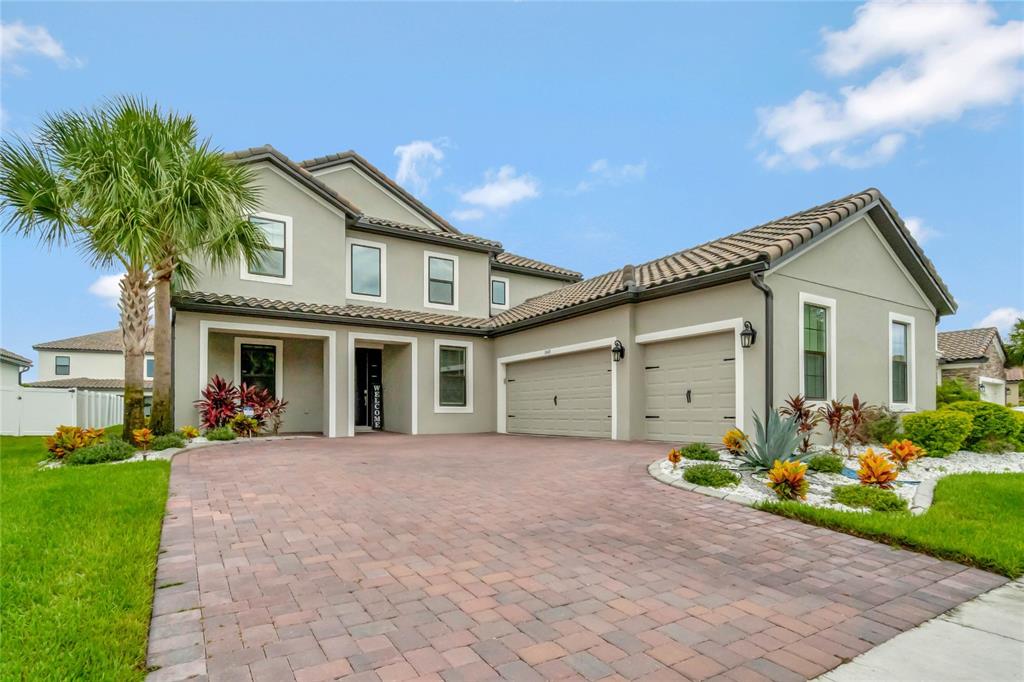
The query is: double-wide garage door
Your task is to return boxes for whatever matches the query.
[643,332,736,444]
[506,349,612,438]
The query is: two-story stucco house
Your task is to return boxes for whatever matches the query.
[29,329,155,404]
[171,146,956,441]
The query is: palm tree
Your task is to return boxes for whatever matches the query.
[0,97,265,438]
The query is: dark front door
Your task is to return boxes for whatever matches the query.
[355,348,383,429]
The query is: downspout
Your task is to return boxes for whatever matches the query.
[170,308,176,428]
[750,271,773,417]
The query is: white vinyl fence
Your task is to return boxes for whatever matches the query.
[1,387,124,436]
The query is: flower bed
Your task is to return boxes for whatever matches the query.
[651,445,1024,513]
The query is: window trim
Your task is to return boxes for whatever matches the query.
[240,212,294,285]
[888,312,916,411]
[346,237,388,303]
[144,355,155,381]
[490,276,510,310]
[434,339,473,413]
[233,337,284,399]
[798,292,837,403]
[55,355,71,376]
[423,251,459,311]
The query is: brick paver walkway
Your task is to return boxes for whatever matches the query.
[146,434,1006,682]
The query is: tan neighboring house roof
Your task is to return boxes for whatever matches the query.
[26,378,152,390]
[0,347,32,367]
[493,253,583,281]
[34,329,154,353]
[937,328,1003,362]
[1006,367,1023,382]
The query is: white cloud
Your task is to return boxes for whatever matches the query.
[757,1,1024,169]
[88,273,124,308]
[451,208,485,222]
[977,307,1024,336]
[574,159,647,193]
[902,216,939,244]
[0,21,82,73]
[459,165,539,210]
[393,140,445,196]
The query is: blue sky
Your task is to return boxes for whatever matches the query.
[2,1,1022,378]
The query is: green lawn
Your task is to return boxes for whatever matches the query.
[758,473,1024,578]
[1,430,170,680]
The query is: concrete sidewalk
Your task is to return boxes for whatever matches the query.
[818,578,1024,682]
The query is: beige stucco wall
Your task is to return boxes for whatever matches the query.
[766,216,938,413]
[1,362,23,388]
[310,164,436,229]
[35,349,154,381]
[491,269,570,312]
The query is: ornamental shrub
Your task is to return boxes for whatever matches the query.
[857,449,899,489]
[151,433,187,451]
[808,453,844,474]
[205,426,236,441]
[831,484,908,512]
[767,460,809,501]
[864,408,901,445]
[943,401,1019,452]
[902,410,973,457]
[680,442,720,461]
[65,439,135,466]
[936,378,980,405]
[683,463,740,488]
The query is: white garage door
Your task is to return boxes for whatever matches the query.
[643,332,736,444]
[506,349,612,438]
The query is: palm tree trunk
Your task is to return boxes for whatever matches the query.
[149,260,174,435]
[120,268,151,441]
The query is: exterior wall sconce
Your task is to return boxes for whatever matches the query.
[740,321,757,349]
[612,340,625,362]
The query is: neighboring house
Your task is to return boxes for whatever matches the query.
[1006,367,1022,407]
[171,146,955,441]
[29,329,154,409]
[0,348,33,387]
[937,327,1009,405]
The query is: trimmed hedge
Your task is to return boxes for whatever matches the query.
[902,410,973,457]
[151,433,187,451]
[65,440,136,466]
[204,426,236,441]
[943,401,1020,452]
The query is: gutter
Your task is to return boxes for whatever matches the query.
[350,219,500,254]
[490,262,582,283]
[749,270,773,417]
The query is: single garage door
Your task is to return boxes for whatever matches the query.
[643,332,735,444]
[506,349,612,438]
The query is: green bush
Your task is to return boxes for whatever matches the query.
[943,401,1019,452]
[808,453,844,473]
[151,433,186,451]
[864,408,901,444]
[902,410,973,457]
[683,463,740,488]
[680,442,720,461]
[65,440,136,466]
[831,484,908,512]
[936,378,980,405]
[205,426,236,441]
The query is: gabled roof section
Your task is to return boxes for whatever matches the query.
[938,327,1003,362]
[299,150,460,234]
[354,216,501,253]
[0,347,32,367]
[493,253,582,281]
[1006,367,1023,382]
[224,146,362,219]
[34,328,154,353]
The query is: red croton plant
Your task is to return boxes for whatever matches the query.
[194,375,289,434]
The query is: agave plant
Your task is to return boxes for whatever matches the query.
[739,410,809,471]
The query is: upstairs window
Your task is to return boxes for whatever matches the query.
[426,254,456,307]
[145,357,155,380]
[249,216,287,278]
[351,244,382,297]
[491,277,508,308]
[802,304,828,400]
[55,355,70,376]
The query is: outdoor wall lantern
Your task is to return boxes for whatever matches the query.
[740,321,757,349]
[612,340,626,362]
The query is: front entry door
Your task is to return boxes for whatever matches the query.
[355,348,383,429]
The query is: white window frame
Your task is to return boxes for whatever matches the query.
[54,355,71,376]
[144,355,155,381]
[240,211,293,285]
[490,276,510,311]
[434,339,473,413]
[424,250,459,311]
[888,312,915,411]
[233,337,284,399]
[346,237,388,303]
[798,292,837,403]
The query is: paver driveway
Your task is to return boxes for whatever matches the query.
[147,434,1005,682]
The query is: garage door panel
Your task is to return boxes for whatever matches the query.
[643,332,735,444]
[506,349,612,438]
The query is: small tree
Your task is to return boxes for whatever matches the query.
[1005,318,1024,367]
